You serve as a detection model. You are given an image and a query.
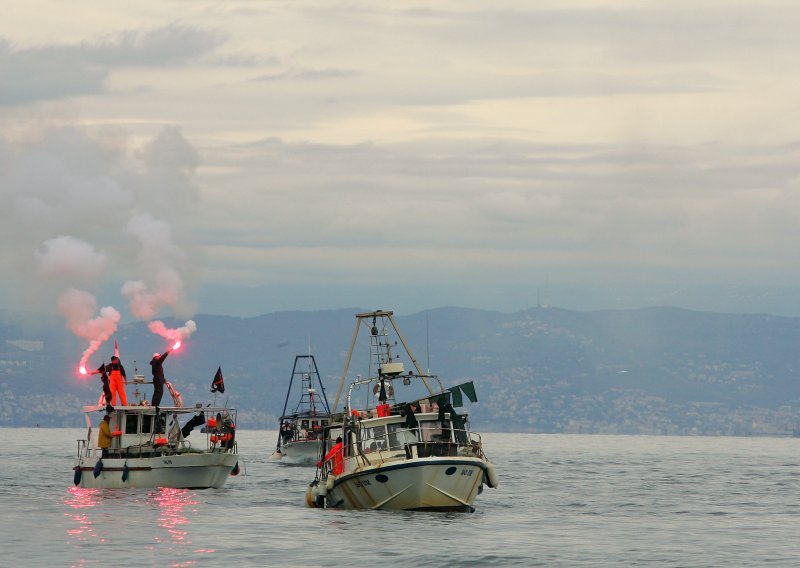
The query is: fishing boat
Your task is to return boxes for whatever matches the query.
[306,310,498,512]
[72,372,239,489]
[272,355,332,465]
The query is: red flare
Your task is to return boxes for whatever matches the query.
[79,366,87,375]
[172,340,181,350]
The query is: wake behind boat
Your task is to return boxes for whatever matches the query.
[272,355,332,465]
[306,310,498,512]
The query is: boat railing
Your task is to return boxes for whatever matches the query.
[337,424,484,471]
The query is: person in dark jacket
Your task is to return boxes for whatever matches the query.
[88,363,113,407]
[150,347,173,407]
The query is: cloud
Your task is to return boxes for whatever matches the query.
[0,24,224,105]
[35,236,108,282]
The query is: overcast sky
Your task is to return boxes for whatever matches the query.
[3,0,800,320]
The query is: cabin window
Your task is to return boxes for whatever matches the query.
[301,420,309,430]
[141,415,154,434]
[418,420,448,442]
[124,414,139,434]
[360,425,387,453]
[387,422,418,446]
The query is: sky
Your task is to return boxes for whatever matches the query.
[3,0,800,322]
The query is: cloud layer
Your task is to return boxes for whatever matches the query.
[2,2,800,316]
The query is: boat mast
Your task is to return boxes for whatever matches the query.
[331,310,434,414]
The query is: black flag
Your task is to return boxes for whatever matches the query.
[211,366,225,394]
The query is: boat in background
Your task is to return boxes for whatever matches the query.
[72,370,239,489]
[306,310,498,511]
[272,355,331,465]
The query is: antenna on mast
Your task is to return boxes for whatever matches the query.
[426,311,430,373]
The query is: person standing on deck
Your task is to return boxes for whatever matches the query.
[88,363,113,411]
[107,356,128,406]
[318,436,344,475]
[149,347,173,407]
[98,414,112,458]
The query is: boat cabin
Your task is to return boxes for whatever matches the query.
[79,404,238,460]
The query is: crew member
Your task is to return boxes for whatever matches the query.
[88,363,113,411]
[149,347,173,407]
[98,414,112,458]
[107,355,128,406]
[318,436,344,475]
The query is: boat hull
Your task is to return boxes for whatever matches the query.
[277,439,320,465]
[324,457,487,511]
[73,452,239,489]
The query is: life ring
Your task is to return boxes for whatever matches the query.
[372,383,394,397]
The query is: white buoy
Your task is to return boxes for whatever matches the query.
[485,461,499,488]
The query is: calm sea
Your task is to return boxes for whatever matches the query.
[1,428,798,566]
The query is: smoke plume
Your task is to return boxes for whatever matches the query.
[148,319,197,347]
[57,288,121,372]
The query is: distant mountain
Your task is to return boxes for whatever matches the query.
[1,306,799,434]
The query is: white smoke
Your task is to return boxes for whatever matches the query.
[35,235,107,282]
[121,212,186,320]
[0,125,204,372]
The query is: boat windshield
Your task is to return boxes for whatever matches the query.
[418,420,449,442]
[360,424,387,453]
[387,422,418,446]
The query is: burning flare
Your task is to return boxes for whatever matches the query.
[149,319,196,351]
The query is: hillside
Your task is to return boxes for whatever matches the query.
[1,306,799,434]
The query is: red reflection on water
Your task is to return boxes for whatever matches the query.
[64,487,101,543]
[153,488,198,545]
[64,486,213,566]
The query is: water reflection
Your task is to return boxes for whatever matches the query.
[64,487,102,544]
[151,488,198,546]
[64,487,211,566]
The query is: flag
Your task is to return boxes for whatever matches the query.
[114,338,119,358]
[211,366,225,394]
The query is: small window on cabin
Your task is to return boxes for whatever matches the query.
[419,420,443,442]
[301,420,309,430]
[388,422,417,446]
[125,414,139,434]
[361,425,387,452]
[141,415,154,434]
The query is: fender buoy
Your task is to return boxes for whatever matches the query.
[93,459,104,478]
[73,467,82,486]
[231,461,240,476]
[484,461,499,489]
[122,462,129,482]
[325,476,334,491]
[306,483,320,508]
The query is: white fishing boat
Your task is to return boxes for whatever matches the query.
[306,310,498,512]
[73,373,239,489]
[272,355,331,465]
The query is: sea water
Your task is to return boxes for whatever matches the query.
[2,428,799,566]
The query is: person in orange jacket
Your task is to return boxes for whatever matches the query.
[318,436,344,475]
[106,356,128,406]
